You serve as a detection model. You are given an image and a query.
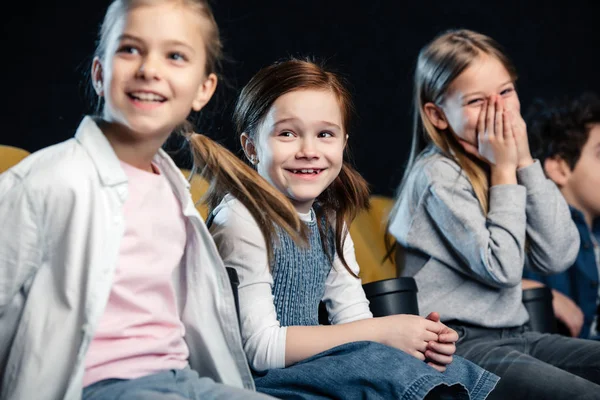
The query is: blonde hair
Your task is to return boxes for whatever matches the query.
[93,0,307,251]
[386,29,518,260]
[94,0,222,75]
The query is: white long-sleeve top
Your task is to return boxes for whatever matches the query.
[209,194,373,372]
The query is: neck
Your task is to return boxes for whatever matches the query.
[98,119,171,173]
[291,198,315,214]
[561,189,596,229]
[581,210,596,230]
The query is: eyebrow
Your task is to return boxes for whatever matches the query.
[463,80,514,98]
[273,117,341,130]
[118,34,196,54]
[118,34,142,43]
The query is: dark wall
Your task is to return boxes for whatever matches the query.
[2,0,598,195]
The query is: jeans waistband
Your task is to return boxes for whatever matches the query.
[445,320,529,341]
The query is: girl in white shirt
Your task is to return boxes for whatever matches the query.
[0,1,300,399]
[209,58,499,399]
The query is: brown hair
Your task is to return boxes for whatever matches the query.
[233,58,370,276]
[386,29,518,260]
[94,0,307,254]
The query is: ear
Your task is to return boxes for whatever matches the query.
[423,102,448,130]
[240,132,258,164]
[91,57,105,97]
[191,73,218,111]
[544,156,572,187]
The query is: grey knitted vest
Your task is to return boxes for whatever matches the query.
[271,210,334,327]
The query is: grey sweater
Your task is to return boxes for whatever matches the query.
[389,148,580,328]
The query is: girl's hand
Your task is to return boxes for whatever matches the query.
[375,314,441,362]
[478,95,519,170]
[424,312,457,372]
[507,107,534,169]
[460,94,518,185]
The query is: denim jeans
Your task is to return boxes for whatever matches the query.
[82,367,275,400]
[254,341,499,400]
[448,322,600,400]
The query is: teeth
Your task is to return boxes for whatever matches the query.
[130,92,166,102]
[293,169,319,174]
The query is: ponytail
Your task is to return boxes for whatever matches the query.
[316,162,370,277]
[188,134,308,261]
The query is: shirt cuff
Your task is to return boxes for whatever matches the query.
[270,326,286,369]
[516,160,546,192]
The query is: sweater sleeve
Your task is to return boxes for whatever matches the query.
[423,175,528,288]
[209,196,286,372]
[516,161,580,274]
[323,231,373,325]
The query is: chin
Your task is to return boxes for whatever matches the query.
[288,192,320,206]
[128,120,172,137]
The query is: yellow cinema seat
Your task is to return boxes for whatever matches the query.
[0,145,30,174]
[349,195,397,283]
[180,169,210,220]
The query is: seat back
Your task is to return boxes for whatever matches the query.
[180,169,210,219]
[349,195,397,284]
[0,145,30,173]
[522,287,557,333]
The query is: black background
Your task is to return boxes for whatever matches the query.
[2,0,599,195]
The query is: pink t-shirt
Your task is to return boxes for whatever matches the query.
[83,161,189,387]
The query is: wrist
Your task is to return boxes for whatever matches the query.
[491,166,517,186]
[517,157,535,169]
[370,317,388,345]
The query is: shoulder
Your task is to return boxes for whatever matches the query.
[3,139,98,199]
[417,150,465,187]
[399,149,469,206]
[389,149,472,238]
[210,194,267,248]
[209,194,271,277]
[212,194,259,229]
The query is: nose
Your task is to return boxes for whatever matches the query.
[136,54,161,80]
[296,137,319,160]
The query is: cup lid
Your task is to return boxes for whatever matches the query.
[362,277,418,297]
[522,286,552,302]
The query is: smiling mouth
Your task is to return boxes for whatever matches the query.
[127,91,167,103]
[286,168,325,175]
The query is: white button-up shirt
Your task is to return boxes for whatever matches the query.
[0,117,254,399]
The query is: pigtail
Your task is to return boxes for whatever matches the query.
[188,134,308,261]
[315,162,370,277]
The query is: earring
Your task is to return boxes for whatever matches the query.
[251,156,259,165]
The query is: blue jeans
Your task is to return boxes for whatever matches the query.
[82,367,275,400]
[449,322,600,400]
[254,341,499,399]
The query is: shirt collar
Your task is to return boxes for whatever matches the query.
[74,116,190,191]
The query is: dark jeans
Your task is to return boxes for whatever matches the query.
[448,322,600,400]
[254,341,499,400]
